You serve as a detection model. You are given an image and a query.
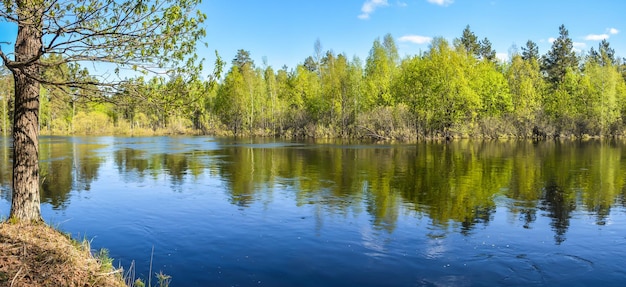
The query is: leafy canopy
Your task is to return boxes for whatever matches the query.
[0,0,207,91]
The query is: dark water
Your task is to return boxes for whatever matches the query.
[1,136,626,286]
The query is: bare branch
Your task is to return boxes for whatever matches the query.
[0,48,12,70]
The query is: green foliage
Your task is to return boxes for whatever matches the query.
[544,68,577,123]
[521,40,540,62]
[156,271,172,287]
[542,25,579,86]
[0,0,209,222]
[95,248,114,272]
[364,35,398,107]
[1,0,212,135]
[507,55,543,118]
[588,39,616,67]
[232,49,254,70]
[0,69,12,136]
[73,111,113,135]
[478,37,497,62]
[458,25,480,56]
[419,37,480,133]
[2,0,207,85]
[506,55,545,135]
[577,60,623,134]
[215,67,248,135]
[471,61,512,117]
[7,25,626,140]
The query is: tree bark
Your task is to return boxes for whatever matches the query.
[10,3,43,222]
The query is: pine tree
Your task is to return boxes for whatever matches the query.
[479,37,496,62]
[588,39,616,67]
[541,25,579,85]
[459,25,480,56]
[521,40,539,62]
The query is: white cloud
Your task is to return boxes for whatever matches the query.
[496,52,509,62]
[427,0,454,6]
[397,1,408,7]
[548,37,556,43]
[585,34,609,41]
[358,0,389,20]
[398,35,432,44]
[572,42,586,53]
[581,28,619,42]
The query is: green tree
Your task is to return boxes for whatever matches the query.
[541,25,579,86]
[414,38,480,136]
[319,52,359,135]
[109,78,152,132]
[0,0,206,221]
[577,58,622,134]
[232,49,254,70]
[521,40,539,62]
[294,64,323,126]
[189,78,218,133]
[620,58,626,82]
[231,50,263,133]
[0,67,11,136]
[506,54,545,135]
[344,57,364,136]
[457,26,495,62]
[263,65,279,133]
[588,39,616,67]
[471,61,512,118]
[382,33,400,67]
[273,66,291,132]
[215,67,248,135]
[319,51,340,126]
[393,55,425,134]
[160,75,209,133]
[303,56,317,72]
[479,37,496,62]
[39,54,86,133]
[543,68,580,134]
[459,25,480,56]
[363,35,398,107]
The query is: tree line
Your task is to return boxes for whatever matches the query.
[2,24,626,140]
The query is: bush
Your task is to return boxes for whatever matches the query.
[72,111,113,135]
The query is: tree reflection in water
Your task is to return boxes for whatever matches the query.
[1,137,625,244]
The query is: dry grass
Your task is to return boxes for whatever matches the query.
[0,222,126,287]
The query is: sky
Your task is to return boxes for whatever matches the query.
[1,0,625,77]
[200,0,625,73]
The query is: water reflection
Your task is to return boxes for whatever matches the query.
[39,139,105,209]
[1,137,625,244]
[0,136,10,202]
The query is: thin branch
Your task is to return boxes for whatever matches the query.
[0,49,12,71]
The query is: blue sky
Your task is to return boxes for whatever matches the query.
[1,0,625,77]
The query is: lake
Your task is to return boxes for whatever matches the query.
[1,136,626,286]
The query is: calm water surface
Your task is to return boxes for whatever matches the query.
[1,136,626,286]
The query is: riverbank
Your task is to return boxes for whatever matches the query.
[0,222,126,287]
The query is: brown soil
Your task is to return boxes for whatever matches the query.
[0,222,126,287]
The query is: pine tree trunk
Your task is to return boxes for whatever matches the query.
[10,3,43,222]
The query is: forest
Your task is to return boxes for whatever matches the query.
[1,24,626,140]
